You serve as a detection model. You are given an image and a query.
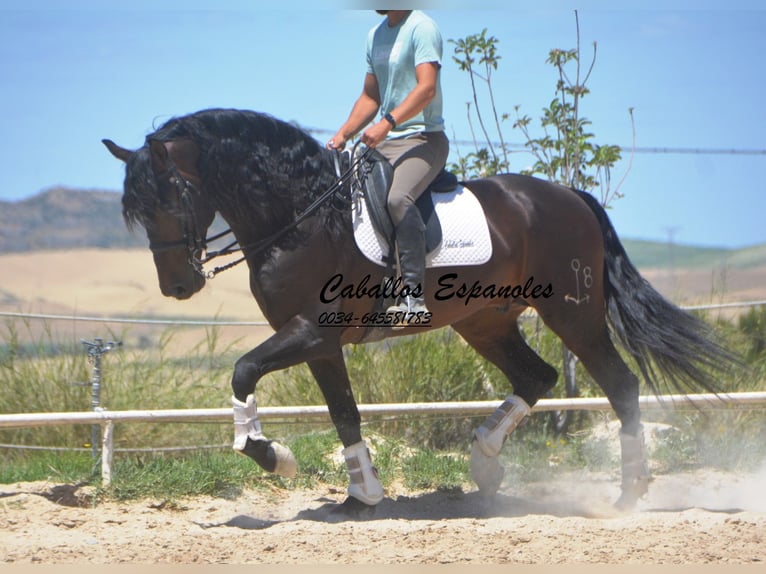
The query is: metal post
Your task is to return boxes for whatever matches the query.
[101,420,114,486]
[81,338,119,461]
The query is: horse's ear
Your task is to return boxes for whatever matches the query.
[102,139,134,163]
[148,139,170,172]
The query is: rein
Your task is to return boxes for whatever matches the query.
[157,145,371,279]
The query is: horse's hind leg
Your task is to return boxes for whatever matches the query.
[539,304,651,509]
[452,310,558,495]
[560,326,651,509]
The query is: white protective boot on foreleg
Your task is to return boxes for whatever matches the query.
[342,440,384,505]
[232,394,297,479]
[232,394,264,450]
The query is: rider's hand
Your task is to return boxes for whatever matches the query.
[360,120,391,149]
[326,131,348,150]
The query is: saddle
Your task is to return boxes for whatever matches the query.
[355,149,458,260]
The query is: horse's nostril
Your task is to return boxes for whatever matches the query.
[173,285,189,298]
[161,282,190,299]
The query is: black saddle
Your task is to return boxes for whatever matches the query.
[358,149,458,261]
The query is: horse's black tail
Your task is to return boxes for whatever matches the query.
[574,189,739,396]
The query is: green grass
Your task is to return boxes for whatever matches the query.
[0,449,97,484]
[0,432,474,503]
[402,450,468,491]
[108,450,275,501]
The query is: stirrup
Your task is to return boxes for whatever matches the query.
[387,295,428,314]
[386,295,429,330]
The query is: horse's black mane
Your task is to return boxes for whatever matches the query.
[122,108,344,244]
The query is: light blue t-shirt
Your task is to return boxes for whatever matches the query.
[366,11,445,137]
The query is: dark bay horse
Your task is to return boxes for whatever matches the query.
[104,108,734,516]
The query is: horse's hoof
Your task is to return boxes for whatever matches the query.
[613,492,637,513]
[239,437,297,478]
[470,440,505,496]
[613,477,650,512]
[327,496,378,522]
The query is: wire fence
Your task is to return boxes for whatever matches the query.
[0,311,269,327]
[1,298,765,327]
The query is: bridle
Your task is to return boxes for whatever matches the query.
[147,167,223,277]
[152,145,372,279]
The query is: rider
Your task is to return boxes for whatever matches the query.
[328,10,449,326]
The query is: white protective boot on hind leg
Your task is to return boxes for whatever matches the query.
[616,424,651,509]
[470,441,505,495]
[232,394,297,478]
[473,395,531,457]
[471,395,530,495]
[343,441,384,505]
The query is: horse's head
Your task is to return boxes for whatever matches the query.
[103,137,215,300]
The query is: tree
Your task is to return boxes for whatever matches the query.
[449,12,633,207]
[449,12,634,433]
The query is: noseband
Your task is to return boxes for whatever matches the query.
[151,146,372,279]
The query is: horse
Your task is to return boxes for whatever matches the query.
[103,108,734,517]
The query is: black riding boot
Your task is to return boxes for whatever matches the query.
[387,205,429,328]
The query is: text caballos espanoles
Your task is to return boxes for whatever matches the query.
[320,273,554,306]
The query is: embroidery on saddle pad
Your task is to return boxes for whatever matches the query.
[352,185,493,268]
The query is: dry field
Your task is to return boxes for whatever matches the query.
[0,249,261,319]
[0,248,272,353]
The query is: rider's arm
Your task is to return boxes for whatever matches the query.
[328,73,381,149]
[386,61,439,129]
[360,61,439,148]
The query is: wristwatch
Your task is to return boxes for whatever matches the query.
[383,112,397,129]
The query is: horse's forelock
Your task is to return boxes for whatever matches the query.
[121,146,159,230]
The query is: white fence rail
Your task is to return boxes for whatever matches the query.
[2,392,765,485]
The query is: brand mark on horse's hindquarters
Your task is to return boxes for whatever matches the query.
[564,258,592,305]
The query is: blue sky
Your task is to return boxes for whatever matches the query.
[1,1,764,248]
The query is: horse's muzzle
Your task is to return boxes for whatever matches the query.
[159,274,205,300]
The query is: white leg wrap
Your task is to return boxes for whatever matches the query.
[232,394,264,451]
[343,441,384,505]
[473,395,531,457]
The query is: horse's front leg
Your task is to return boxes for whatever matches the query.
[308,354,383,518]
[231,315,337,478]
[230,316,382,518]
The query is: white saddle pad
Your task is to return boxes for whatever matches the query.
[352,185,493,268]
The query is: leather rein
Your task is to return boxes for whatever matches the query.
[151,145,371,279]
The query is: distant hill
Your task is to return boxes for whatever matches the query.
[620,240,766,271]
[0,187,145,252]
[2,188,765,270]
